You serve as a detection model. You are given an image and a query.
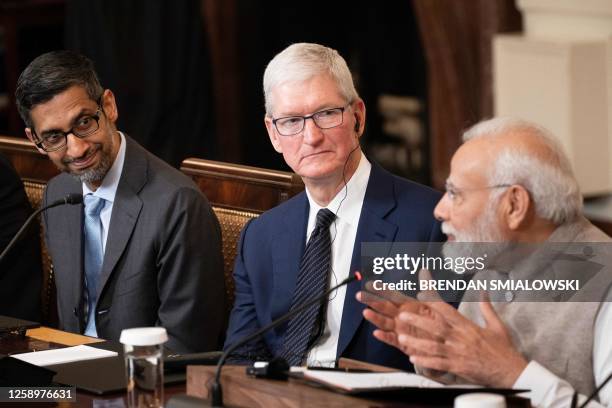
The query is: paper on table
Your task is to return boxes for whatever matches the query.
[302,370,445,392]
[12,345,117,366]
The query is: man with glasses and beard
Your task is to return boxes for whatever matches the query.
[358,117,612,407]
[16,51,225,353]
[223,43,444,370]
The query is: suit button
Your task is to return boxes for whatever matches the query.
[73,307,78,316]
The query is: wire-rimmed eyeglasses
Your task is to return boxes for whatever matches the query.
[272,105,348,136]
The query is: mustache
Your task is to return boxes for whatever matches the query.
[441,222,455,236]
[61,144,101,165]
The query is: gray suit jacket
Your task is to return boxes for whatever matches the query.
[43,136,225,353]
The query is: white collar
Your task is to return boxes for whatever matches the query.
[305,151,371,223]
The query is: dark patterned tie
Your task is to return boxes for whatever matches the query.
[281,208,336,366]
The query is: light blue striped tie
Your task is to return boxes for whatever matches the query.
[83,194,105,337]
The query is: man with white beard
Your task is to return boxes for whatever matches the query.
[357,117,612,407]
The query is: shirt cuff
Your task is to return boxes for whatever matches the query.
[513,361,562,407]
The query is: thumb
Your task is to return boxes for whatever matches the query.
[479,291,506,334]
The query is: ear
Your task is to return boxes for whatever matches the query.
[25,128,48,155]
[352,98,366,138]
[504,185,531,230]
[100,89,119,124]
[265,115,283,153]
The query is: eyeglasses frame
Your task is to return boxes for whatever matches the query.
[31,100,105,153]
[271,104,349,137]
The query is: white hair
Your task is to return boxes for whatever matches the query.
[263,43,359,115]
[463,117,583,225]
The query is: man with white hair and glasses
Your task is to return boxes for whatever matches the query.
[224,42,444,369]
[358,117,612,407]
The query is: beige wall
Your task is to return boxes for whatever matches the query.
[494,0,612,196]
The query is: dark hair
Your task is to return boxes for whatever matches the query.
[15,50,104,129]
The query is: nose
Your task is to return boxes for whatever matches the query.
[433,193,449,222]
[65,133,90,158]
[301,117,324,146]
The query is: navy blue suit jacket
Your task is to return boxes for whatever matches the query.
[224,163,444,370]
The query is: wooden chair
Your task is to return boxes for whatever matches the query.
[180,158,303,312]
[0,135,304,323]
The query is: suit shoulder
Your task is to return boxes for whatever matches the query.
[137,148,203,197]
[244,191,306,233]
[390,173,442,208]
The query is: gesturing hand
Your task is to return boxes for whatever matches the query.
[355,269,442,352]
[396,292,528,388]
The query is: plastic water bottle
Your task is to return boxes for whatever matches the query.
[120,327,168,408]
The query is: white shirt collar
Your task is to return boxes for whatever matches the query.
[82,131,126,203]
[305,151,371,224]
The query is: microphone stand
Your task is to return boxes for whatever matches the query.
[164,273,362,408]
[0,193,83,266]
[210,272,361,406]
[576,370,612,408]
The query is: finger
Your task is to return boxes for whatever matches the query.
[372,329,399,348]
[396,333,448,358]
[356,289,386,304]
[409,355,452,373]
[357,292,400,318]
[397,311,449,340]
[363,282,414,304]
[395,316,443,343]
[420,300,467,327]
[363,308,395,331]
[417,268,444,302]
[397,298,432,316]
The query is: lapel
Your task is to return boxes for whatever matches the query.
[337,163,399,356]
[271,194,309,317]
[97,137,145,299]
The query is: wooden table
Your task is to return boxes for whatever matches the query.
[1,327,184,407]
[187,366,531,408]
[3,328,530,407]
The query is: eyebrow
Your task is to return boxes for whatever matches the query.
[276,104,341,118]
[38,108,97,136]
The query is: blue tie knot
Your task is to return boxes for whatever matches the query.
[316,208,335,229]
[84,194,105,217]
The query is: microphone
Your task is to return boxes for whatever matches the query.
[575,370,612,408]
[167,272,362,408]
[0,193,83,265]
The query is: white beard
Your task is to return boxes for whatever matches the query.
[441,200,512,271]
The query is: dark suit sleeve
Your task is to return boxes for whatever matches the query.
[0,157,29,247]
[156,187,225,353]
[223,220,273,362]
[0,154,42,321]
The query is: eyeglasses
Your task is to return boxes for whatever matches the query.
[32,109,103,152]
[444,182,512,204]
[272,106,347,136]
